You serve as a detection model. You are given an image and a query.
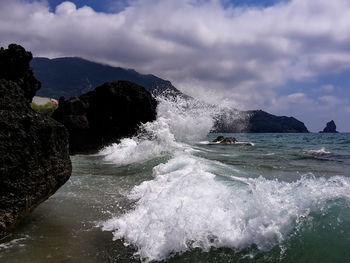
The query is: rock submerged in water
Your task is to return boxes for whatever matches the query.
[213,135,225,142]
[215,136,237,144]
[320,120,339,133]
[0,44,71,238]
[52,81,158,154]
[212,136,253,146]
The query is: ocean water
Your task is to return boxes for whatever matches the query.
[1,97,350,263]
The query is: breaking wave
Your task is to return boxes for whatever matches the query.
[102,154,350,262]
[99,96,350,262]
[99,96,217,166]
[305,147,332,157]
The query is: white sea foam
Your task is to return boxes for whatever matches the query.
[99,117,182,165]
[99,95,350,262]
[0,236,29,255]
[102,154,350,262]
[305,147,332,156]
[99,95,346,262]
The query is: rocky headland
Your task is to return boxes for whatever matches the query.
[52,81,158,154]
[213,109,309,133]
[0,44,71,238]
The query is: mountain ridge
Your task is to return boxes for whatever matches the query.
[31,56,309,133]
[31,57,184,98]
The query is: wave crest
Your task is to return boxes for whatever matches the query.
[102,154,350,262]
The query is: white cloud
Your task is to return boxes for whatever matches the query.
[1,0,350,130]
[268,92,349,131]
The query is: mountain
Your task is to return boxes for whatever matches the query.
[213,109,309,133]
[30,57,184,99]
[31,56,309,133]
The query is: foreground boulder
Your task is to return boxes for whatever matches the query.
[320,120,339,133]
[0,44,71,238]
[52,81,158,154]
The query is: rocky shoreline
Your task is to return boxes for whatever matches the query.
[0,44,72,238]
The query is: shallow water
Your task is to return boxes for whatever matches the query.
[1,97,350,262]
[1,133,350,263]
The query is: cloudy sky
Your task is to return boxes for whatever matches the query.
[1,0,350,131]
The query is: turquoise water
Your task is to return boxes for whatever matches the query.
[1,132,350,263]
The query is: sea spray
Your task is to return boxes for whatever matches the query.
[102,155,350,262]
[99,96,220,165]
[100,117,181,165]
[98,96,350,262]
[99,96,265,261]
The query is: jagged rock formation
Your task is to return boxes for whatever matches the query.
[214,109,309,133]
[0,44,71,238]
[52,80,158,154]
[0,44,41,102]
[320,120,339,133]
[31,57,187,99]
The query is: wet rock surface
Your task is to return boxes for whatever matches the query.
[212,136,253,146]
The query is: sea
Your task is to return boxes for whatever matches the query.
[1,97,350,263]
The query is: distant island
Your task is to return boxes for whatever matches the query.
[31,57,309,133]
[319,120,339,133]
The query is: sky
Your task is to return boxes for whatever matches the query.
[1,0,349,132]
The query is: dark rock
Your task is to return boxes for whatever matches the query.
[220,137,237,144]
[52,80,158,154]
[320,120,339,133]
[0,44,41,103]
[212,136,238,144]
[211,136,253,146]
[0,45,71,238]
[213,136,225,142]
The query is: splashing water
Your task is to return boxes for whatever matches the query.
[305,147,332,156]
[99,96,218,165]
[100,95,350,262]
[102,153,350,262]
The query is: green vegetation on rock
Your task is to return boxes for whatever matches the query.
[30,101,58,116]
